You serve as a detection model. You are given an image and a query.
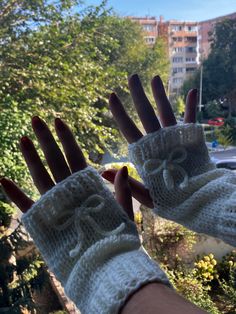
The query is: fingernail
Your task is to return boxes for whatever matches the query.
[101,170,115,182]
[192,88,198,95]
[32,116,44,131]
[152,75,161,84]
[129,73,139,83]
[121,166,128,179]
[20,136,33,150]
[109,92,118,102]
[0,178,10,186]
[55,118,66,131]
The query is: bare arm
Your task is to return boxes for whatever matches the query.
[121,283,207,314]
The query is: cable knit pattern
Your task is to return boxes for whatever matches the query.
[129,123,236,247]
[22,166,170,314]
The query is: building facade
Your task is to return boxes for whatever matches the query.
[167,20,198,96]
[130,12,236,97]
[130,16,199,96]
[199,12,236,60]
[130,16,158,45]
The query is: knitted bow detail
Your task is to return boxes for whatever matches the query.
[143,147,189,190]
[53,194,125,258]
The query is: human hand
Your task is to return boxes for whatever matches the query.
[1,116,134,220]
[102,74,198,208]
[1,117,171,314]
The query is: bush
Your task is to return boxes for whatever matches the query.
[104,162,141,181]
[140,206,236,313]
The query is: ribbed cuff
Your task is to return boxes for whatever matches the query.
[129,123,214,179]
[66,248,171,314]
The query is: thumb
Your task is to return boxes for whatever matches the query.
[114,166,134,221]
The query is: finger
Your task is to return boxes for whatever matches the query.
[128,74,161,133]
[102,169,154,209]
[184,89,198,123]
[55,118,87,172]
[1,178,34,213]
[32,116,71,182]
[151,75,177,127]
[114,166,134,221]
[20,136,55,194]
[109,93,143,143]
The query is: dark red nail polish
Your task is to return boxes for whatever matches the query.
[32,116,44,130]
[122,166,128,179]
[0,177,10,187]
[55,118,66,131]
[20,136,32,150]
[109,92,118,102]
[153,75,161,82]
[130,73,139,82]
[101,170,115,182]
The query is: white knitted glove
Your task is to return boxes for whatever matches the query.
[22,166,170,314]
[129,123,236,247]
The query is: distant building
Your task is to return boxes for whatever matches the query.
[199,12,236,60]
[129,16,199,96]
[129,12,236,97]
[167,20,198,96]
[129,16,158,46]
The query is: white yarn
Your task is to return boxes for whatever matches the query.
[22,166,170,314]
[129,123,236,247]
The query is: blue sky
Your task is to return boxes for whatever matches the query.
[84,0,236,21]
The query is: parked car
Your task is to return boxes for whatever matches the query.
[215,159,236,171]
[208,117,225,126]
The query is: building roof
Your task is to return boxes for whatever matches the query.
[199,11,236,24]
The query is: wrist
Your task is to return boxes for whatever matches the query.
[66,249,171,314]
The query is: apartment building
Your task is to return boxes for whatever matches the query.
[130,16,158,45]
[167,20,198,96]
[130,12,236,97]
[199,12,236,60]
[130,16,199,96]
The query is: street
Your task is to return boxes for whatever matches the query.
[210,147,236,161]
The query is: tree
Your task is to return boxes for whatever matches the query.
[173,96,185,117]
[182,18,236,106]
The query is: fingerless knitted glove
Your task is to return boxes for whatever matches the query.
[129,124,236,247]
[22,166,170,314]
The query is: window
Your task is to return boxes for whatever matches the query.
[173,77,183,84]
[185,37,197,42]
[186,26,197,32]
[173,37,183,42]
[186,67,196,73]
[186,46,197,53]
[144,36,155,44]
[173,57,183,63]
[143,24,154,32]
[171,25,183,32]
[186,57,196,63]
[173,67,183,74]
[173,47,184,53]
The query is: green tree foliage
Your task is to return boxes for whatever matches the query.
[202,19,236,104]
[215,124,233,148]
[204,100,222,119]
[0,1,169,181]
[173,96,185,117]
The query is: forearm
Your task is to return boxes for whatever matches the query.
[121,282,207,314]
